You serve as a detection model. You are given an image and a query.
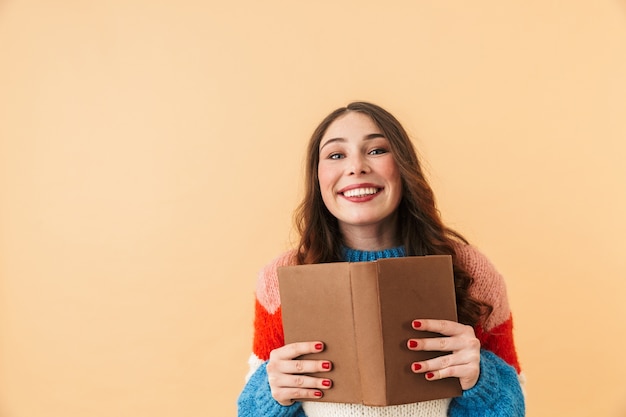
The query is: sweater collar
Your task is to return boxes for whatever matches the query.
[342,246,406,262]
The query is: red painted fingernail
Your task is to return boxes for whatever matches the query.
[314,391,323,397]
[315,343,323,351]
[426,372,435,379]
[412,363,422,372]
[413,320,422,328]
[322,362,331,370]
[409,340,418,348]
[322,379,331,387]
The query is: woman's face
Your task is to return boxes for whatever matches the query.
[318,111,403,235]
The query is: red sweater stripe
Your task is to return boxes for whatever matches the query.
[253,299,284,361]
[475,314,521,373]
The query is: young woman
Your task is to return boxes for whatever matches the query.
[238,102,525,417]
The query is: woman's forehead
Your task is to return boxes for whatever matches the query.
[321,112,382,143]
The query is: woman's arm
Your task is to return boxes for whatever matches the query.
[407,320,525,416]
[239,252,331,416]
[237,362,307,417]
[449,350,525,417]
[455,243,522,374]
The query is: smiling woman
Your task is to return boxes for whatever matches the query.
[237,102,525,417]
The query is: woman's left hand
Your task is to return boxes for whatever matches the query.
[407,319,481,390]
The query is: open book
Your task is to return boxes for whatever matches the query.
[277,255,462,406]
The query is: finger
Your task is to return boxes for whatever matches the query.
[411,353,452,374]
[424,362,479,383]
[270,375,332,405]
[270,341,325,361]
[425,369,444,381]
[271,386,326,405]
[267,355,332,376]
[412,319,473,337]
[278,358,333,375]
[424,364,464,381]
[411,351,475,373]
[413,357,480,390]
[407,335,479,353]
[270,373,333,390]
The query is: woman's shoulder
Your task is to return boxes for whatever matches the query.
[257,250,299,285]
[255,250,298,314]
[451,242,505,284]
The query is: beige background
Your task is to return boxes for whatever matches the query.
[1,1,625,416]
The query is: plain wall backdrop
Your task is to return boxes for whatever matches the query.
[1,1,625,416]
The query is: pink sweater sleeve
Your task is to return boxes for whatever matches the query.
[251,251,296,361]
[454,243,522,373]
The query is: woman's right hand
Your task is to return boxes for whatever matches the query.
[266,341,333,406]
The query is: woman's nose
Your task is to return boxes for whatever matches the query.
[348,154,370,175]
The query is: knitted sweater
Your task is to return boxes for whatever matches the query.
[238,244,524,417]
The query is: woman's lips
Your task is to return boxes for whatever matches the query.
[342,187,380,198]
[338,184,383,200]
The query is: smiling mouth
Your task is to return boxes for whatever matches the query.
[342,187,381,198]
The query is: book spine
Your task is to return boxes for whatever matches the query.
[349,262,387,406]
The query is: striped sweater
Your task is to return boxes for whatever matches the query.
[238,244,524,417]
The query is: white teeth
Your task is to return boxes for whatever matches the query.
[343,187,379,198]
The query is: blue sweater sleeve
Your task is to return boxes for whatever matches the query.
[449,350,525,417]
[237,362,307,417]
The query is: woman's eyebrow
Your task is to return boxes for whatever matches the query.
[320,133,385,151]
[319,137,345,151]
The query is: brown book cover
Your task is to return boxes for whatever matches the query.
[277,255,462,406]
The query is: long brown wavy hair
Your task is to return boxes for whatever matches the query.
[294,102,492,327]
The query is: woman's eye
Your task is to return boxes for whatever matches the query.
[369,148,388,155]
[329,153,344,160]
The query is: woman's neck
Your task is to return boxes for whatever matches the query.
[339,220,400,251]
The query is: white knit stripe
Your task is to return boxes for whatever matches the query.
[303,398,450,417]
[245,353,264,382]
[518,371,527,397]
